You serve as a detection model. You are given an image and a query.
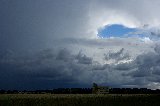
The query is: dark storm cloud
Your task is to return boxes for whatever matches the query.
[1,45,160,89]
[0,48,95,89]
[120,44,160,88]
[0,48,131,90]
[92,64,109,71]
[128,51,159,77]
[104,48,130,62]
[1,0,160,90]
[76,52,92,64]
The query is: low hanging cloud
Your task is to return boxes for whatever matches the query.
[1,45,160,90]
[104,48,130,63]
[122,44,160,89]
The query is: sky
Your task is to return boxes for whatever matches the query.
[98,24,137,38]
[1,0,160,90]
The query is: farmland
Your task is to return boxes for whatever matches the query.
[0,94,160,106]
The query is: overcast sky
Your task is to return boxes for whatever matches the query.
[1,0,160,90]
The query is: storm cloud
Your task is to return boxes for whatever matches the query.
[0,45,159,90]
[1,0,160,90]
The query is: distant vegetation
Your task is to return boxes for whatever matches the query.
[1,83,160,106]
[1,87,160,94]
[0,94,160,106]
[1,83,160,94]
[0,88,92,94]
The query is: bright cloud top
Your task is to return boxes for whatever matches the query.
[87,0,160,38]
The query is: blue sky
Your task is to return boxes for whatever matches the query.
[98,24,137,38]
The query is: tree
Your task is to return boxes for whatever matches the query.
[92,83,98,94]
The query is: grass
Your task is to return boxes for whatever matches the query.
[0,94,160,106]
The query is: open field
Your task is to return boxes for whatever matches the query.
[0,94,160,106]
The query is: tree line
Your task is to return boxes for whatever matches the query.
[0,88,160,94]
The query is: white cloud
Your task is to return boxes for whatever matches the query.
[87,0,160,38]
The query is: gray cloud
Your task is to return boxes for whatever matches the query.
[1,0,160,52]
[0,48,124,89]
[0,48,94,89]
[76,51,93,64]
[1,45,160,89]
[113,62,135,71]
[122,44,160,89]
[1,0,160,90]
[104,48,130,62]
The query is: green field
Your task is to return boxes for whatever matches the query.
[0,94,160,106]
